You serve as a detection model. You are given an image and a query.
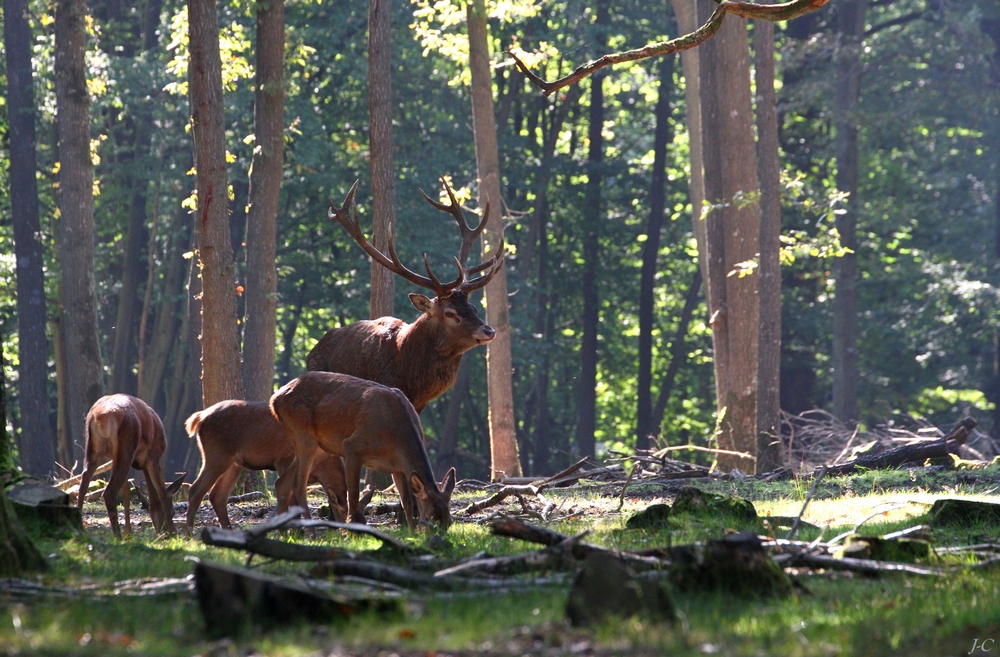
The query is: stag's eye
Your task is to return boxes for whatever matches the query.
[445,310,458,320]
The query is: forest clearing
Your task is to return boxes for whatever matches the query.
[3,0,1000,654]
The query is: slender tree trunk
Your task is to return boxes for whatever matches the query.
[56,0,104,464]
[165,255,202,475]
[651,268,702,434]
[139,208,189,407]
[831,0,865,425]
[367,0,396,320]
[467,0,521,479]
[51,313,72,466]
[698,0,760,472]
[102,0,162,396]
[4,0,56,475]
[637,55,675,451]
[243,0,285,402]
[188,0,244,406]
[672,0,707,282]
[754,11,783,473]
[436,358,470,479]
[576,0,609,461]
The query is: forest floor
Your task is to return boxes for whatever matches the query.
[3,464,1000,656]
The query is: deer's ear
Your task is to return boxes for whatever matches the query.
[441,467,457,496]
[409,293,434,314]
[410,472,430,500]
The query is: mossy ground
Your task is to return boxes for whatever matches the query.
[3,466,1000,656]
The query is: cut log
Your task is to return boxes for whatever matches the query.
[193,560,399,636]
[7,481,83,532]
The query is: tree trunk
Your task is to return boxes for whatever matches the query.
[576,0,609,462]
[467,0,521,479]
[831,0,865,425]
[697,0,760,472]
[753,11,783,473]
[436,358,470,479]
[367,0,396,320]
[671,0,707,283]
[243,0,285,402]
[55,0,104,465]
[4,0,56,476]
[188,0,245,406]
[165,255,202,475]
[651,268,702,435]
[139,208,190,407]
[636,54,675,451]
[0,350,47,576]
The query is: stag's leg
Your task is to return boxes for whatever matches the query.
[102,462,131,538]
[207,464,244,529]
[282,430,318,519]
[343,452,365,524]
[77,457,101,511]
[186,458,233,530]
[391,472,417,529]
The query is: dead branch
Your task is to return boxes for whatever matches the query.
[506,0,829,96]
[309,560,541,591]
[434,532,587,578]
[786,465,827,540]
[822,418,976,477]
[201,525,358,562]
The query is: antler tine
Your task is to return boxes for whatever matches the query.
[328,181,441,294]
[459,248,506,294]
[419,178,489,265]
[465,234,506,278]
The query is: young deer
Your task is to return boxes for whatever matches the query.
[79,394,176,538]
[270,371,456,530]
[184,400,349,530]
[306,179,504,413]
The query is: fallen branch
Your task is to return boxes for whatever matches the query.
[786,465,827,540]
[55,461,113,491]
[309,560,540,591]
[201,525,357,562]
[434,532,587,578]
[822,417,977,477]
[506,0,829,95]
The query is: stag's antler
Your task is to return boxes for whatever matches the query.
[419,178,505,295]
[329,179,505,299]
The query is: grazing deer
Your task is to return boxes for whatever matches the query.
[306,179,504,413]
[270,371,457,530]
[184,400,350,530]
[79,394,176,538]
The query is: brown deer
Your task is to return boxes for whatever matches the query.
[270,371,457,530]
[78,394,176,538]
[306,179,504,413]
[184,400,350,530]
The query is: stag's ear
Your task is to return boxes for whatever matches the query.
[441,467,457,496]
[409,293,434,314]
[410,472,430,501]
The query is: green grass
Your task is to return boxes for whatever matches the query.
[4,470,1000,656]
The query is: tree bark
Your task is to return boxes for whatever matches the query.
[188,0,245,406]
[697,0,759,472]
[576,0,610,462]
[436,358,470,479]
[4,0,56,476]
[637,55,675,451]
[831,0,865,425]
[467,0,521,479]
[671,0,707,283]
[367,0,396,320]
[55,0,104,465]
[242,0,285,402]
[165,254,202,474]
[753,10,783,473]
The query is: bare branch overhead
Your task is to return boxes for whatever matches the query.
[506,0,830,96]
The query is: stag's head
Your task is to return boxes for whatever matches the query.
[329,179,505,352]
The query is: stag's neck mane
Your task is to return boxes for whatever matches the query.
[399,312,468,361]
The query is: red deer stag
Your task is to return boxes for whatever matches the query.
[306,179,504,413]
[270,371,457,530]
[79,394,176,538]
[184,400,350,530]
